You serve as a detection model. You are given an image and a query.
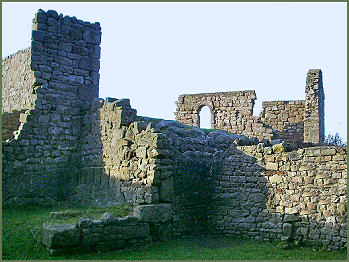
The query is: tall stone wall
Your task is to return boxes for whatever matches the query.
[260,100,305,147]
[2,9,101,204]
[175,91,274,141]
[304,69,325,144]
[2,48,36,113]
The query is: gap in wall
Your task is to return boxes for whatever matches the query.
[199,106,211,129]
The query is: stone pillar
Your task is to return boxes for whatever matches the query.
[303,69,325,144]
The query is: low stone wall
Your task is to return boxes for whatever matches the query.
[210,144,347,250]
[42,204,172,255]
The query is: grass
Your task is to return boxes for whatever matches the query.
[2,205,347,260]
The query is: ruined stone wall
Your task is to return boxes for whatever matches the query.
[42,204,172,255]
[2,110,27,141]
[304,69,325,144]
[71,97,164,207]
[175,91,274,141]
[143,122,347,249]
[260,100,305,147]
[2,48,36,113]
[2,9,342,251]
[2,9,101,204]
[210,144,347,250]
[175,69,325,146]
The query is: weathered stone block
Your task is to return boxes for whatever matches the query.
[133,204,172,223]
[266,162,278,171]
[159,177,173,202]
[42,224,80,249]
[284,214,301,223]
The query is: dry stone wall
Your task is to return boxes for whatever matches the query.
[304,69,325,144]
[211,144,347,250]
[2,9,345,253]
[2,110,27,141]
[175,91,274,141]
[2,9,101,205]
[2,48,36,113]
[260,100,305,147]
[71,97,164,207]
[42,204,172,255]
[175,70,325,147]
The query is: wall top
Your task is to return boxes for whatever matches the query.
[178,90,256,98]
[308,69,322,74]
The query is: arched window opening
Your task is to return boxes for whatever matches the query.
[198,106,211,129]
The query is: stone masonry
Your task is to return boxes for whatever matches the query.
[2,10,346,252]
[175,70,325,148]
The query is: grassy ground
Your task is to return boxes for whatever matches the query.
[2,205,347,260]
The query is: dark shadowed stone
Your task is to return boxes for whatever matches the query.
[83,30,101,45]
[156,120,186,130]
[215,134,233,144]
[284,214,301,223]
[208,130,227,137]
[78,219,93,228]
[42,224,80,249]
[159,177,173,202]
[150,223,172,241]
[133,204,172,223]
[271,139,283,145]
[47,10,59,19]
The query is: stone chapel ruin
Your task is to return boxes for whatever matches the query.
[2,10,347,253]
[175,68,324,148]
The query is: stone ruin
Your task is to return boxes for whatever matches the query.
[175,69,325,148]
[2,10,347,253]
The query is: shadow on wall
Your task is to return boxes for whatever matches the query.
[171,141,346,250]
[69,97,165,208]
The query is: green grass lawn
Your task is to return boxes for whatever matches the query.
[2,205,347,260]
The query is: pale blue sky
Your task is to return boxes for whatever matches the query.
[2,2,347,141]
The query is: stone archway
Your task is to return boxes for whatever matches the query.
[197,105,214,129]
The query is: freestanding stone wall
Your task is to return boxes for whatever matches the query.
[175,70,325,147]
[260,100,305,147]
[304,69,325,144]
[175,91,274,142]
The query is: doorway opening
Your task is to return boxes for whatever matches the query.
[198,106,211,129]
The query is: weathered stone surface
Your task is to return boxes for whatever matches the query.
[42,224,80,249]
[133,204,172,223]
[2,9,346,253]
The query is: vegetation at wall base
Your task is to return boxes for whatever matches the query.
[2,205,347,260]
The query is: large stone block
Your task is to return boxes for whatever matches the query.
[42,224,80,249]
[133,204,172,223]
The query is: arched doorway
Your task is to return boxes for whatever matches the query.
[198,106,211,129]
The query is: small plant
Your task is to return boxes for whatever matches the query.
[324,133,347,147]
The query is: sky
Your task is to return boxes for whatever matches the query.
[2,2,347,141]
